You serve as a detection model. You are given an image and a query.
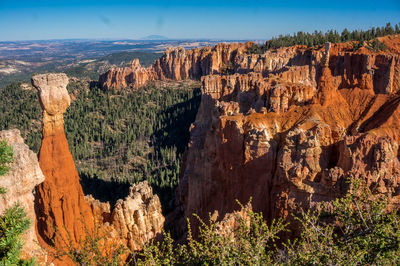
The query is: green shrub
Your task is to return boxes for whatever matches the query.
[0,204,34,266]
[0,140,13,176]
[137,178,400,265]
[50,216,128,266]
[137,202,288,265]
[279,178,400,265]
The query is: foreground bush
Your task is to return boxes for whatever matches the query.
[137,202,287,265]
[51,218,127,266]
[279,178,400,265]
[47,177,400,265]
[138,178,400,265]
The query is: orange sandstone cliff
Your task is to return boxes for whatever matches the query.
[177,36,400,231]
[97,36,400,232]
[98,42,252,90]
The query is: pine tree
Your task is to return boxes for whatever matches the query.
[0,140,14,176]
[395,24,400,34]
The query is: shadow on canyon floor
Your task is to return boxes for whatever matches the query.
[80,173,130,208]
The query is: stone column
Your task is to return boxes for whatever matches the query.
[31,73,93,254]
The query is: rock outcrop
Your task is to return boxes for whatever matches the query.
[0,129,45,260]
[32,73,95,257]
[177,35,400,232]
[31,35,400,259]
[99,59,156,90]
[99,36,400,95]
[99,42,252,90]
[87,181,164,251]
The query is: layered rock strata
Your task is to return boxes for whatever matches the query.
[98,35,400,233]
[99,58,156,90]
[99,37,400,95]
[0,129,45,260]
[178,36,400,231]
[99,42,252,90]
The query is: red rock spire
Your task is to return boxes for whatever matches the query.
[32,73,93,254]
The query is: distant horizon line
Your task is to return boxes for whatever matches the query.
[2,22,398,43]
[0,37,267,43]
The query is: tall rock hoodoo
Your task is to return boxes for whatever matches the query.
[32,73,94,250]
[31,73,164,263]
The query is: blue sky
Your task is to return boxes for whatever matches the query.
[0,0,399,41]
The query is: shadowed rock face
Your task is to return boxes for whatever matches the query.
[176,36,400,233]
[32,73,94,255]
[0,129,45,261]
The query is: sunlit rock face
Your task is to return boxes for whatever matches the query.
[98,36,400,234]
[87,181,165,251]
[0,129,46,261]
[98,42,253,90]
[98,58,156,90]
[177,36,400,233]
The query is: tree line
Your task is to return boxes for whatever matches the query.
[247,22,400,54]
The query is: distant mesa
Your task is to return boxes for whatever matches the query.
[140,34,169,40]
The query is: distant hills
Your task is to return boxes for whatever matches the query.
[140,35,169,40]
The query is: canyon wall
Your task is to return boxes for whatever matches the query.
[30,35,400,259]
[99,58,156,90]
[98,42,252,90]
[0,129,45,260]
[178,36,400,230]
[97,35,400,232]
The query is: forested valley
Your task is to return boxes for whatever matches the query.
[0,81,201,212]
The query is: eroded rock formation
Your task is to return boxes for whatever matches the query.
[99,42,252,90]
[99,59,156,90]
[0,129,45,260]
[32,74,164,263]
[177,35,400,231]
[97,35,400,233]
[87,181,164,251]
[32,73,94,252]
[32,35,400,259]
